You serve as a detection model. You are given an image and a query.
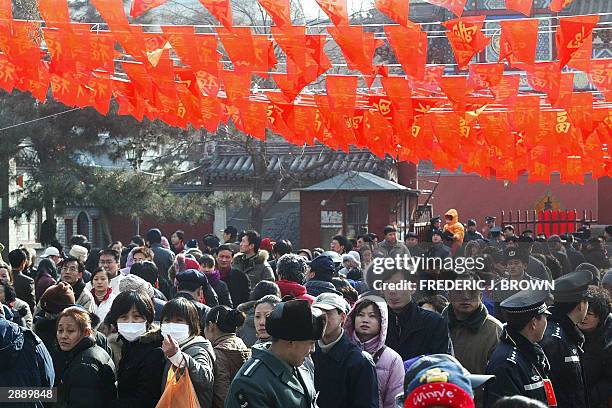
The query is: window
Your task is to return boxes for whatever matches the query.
[346,196,368,238]
[64,219,73,246]
[77,212,90,240]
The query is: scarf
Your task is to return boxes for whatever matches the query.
[91,287,112,306]
[206,269,221,286]
[445,304,488,332]
[72,279,86,301]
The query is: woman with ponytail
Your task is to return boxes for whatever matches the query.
[204,305,252,408]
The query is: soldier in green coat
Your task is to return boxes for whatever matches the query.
[225,299,325,408]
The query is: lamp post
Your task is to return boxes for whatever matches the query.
[126,143,145,236]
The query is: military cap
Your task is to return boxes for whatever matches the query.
[490,226,502,235]
[431,228,444,237]
[467,219,477,227]
[547,234,566,244]
[552,270,592,303]
[405,231,418,239]
[500,290,551,317]
[502,225,514,232]
[383,225,397,235]
[430,216,441,224]
[504,247,529,264]
[484,216,496,222]
[265,299,325,341]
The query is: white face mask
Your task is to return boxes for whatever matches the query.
[161,323,191,344]
[117,322,147,342]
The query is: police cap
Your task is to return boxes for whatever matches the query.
[500,290,551,317]
[552,270,592,303]
[266,299,325,341]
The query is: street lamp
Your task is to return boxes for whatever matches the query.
[126,143,145,235]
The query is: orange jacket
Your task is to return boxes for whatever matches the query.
[443,209,465,245]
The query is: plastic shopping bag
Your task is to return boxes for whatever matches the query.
[156,365,201,408]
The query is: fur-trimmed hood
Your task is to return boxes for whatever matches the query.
[234,250,270,265]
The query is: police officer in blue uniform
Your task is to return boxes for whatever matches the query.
[225,299,325,408]
[539,270,592,408]
[484,290,554,407]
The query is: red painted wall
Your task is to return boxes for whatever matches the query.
[300,190,399,250]
[107,215,215,247]
[420,173,599,226]
[598,177,612,224]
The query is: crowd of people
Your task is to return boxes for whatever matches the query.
[0,213,610,408]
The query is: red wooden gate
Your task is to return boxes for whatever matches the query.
[500,209,596,236]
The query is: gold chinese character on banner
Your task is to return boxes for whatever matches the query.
[411,124,421,138]
[374,98,392,116]
[567,27,587,49]
[459,118,471,138]
[452,22,478,43]
[555,111,571,134]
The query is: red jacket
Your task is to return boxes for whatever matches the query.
[276,280,315,304]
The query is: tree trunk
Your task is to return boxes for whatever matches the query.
[99,209,113,246]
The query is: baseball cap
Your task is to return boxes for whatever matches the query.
[41,247,60,258]
[402,354,494,408]
[312,292,350,314]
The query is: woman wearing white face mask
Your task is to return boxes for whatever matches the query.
[107,290,166,408]
[160,297,216,408]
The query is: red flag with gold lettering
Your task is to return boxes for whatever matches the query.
[443,16,490,70]
[588,59,612,101]
[498,19,538,69]
[556,15,599,68]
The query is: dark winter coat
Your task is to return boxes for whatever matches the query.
[237,301,257,347]
[484,325,551,407]
[305,279,341,297]
[208,272,233,307]
[33,311,113,376]
[465,230,484,242]
[232,250,275,288]
[224,268,250,307]
[0,310,54,408]
[55,337,116,408]
[35,271,56,302]
[115,326,165,408]
[385,300,453,361]
[584,247,612,271]
[539,307,589,408]
[426,242,452,261]
[13,270,36,315]
[161,335,215,408]
[582,313,612,408]
[564,244,586,271]
[312,332,379,408]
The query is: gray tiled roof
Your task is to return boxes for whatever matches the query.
[301,171,419,193]
[202,141,396,183]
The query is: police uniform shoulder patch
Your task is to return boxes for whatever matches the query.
[506,348,518,365]
[242,359,261,377]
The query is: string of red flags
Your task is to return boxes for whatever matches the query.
[0,0,609,184]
